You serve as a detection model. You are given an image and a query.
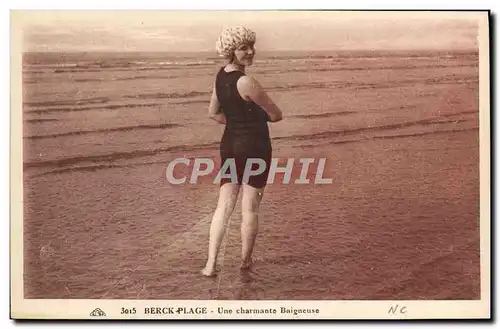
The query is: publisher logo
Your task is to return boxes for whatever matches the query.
[90,308,106,317]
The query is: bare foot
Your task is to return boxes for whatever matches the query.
[201,266,216,277]
[240,258,253,270]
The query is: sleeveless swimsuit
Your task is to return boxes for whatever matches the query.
[215,67,272,188]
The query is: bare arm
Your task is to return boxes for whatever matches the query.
[237,76,283,122]
[208,85,226,124]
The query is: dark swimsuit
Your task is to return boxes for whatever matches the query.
[215,67,272,188]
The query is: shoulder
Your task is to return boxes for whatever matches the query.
[237,75,262,92]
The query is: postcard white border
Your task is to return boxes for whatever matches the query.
[9,10,491,320]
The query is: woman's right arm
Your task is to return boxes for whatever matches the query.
[237,76,283,122]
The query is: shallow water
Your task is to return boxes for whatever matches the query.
[22,50,480,299]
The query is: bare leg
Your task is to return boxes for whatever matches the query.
[201,183,240,276]
[240,184,264,269]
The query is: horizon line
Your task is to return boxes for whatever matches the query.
[22,48,479,54]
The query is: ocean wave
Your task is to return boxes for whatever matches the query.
[24,118,59,123]
[31,161,163,178]
[24,66,186,74]
[24,115,474,172]
[24,141,220,170]
[256,63,478,76]
[290,111,356,119]
[22,50,478,72]
[273,117,474,142]
[27,126,477,178]
[170,100,209,105]
[24,97,110,108]
[25,123,182,140]
[261,51,478,61]
[264,73,477,93]
[294,126,476,151]
[23,63,79,69]
[113,75,179,81]
[125,91,210,100]
[297,139,362,149]
[439,110,478,118]
[24,74,183,84]
[372,126,475,140]
[23,59,217,74]
[25,103,161,115]
[22,58,478,76]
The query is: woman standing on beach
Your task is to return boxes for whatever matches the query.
[201,26,283,276]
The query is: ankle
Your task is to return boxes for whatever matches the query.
[241,256,252,263]
[204,260,216,269]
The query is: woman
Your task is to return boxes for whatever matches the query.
[201,26,283,276]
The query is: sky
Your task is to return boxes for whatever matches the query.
[15,11,482,52]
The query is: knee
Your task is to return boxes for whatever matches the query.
[241,199,261,218]
[216,200,236,217]
[241,209,259,219]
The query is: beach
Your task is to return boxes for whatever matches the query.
[22,50,480,300]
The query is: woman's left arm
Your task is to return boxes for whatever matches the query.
[208,85,226,124]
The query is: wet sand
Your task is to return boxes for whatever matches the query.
[22,51,480,299]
